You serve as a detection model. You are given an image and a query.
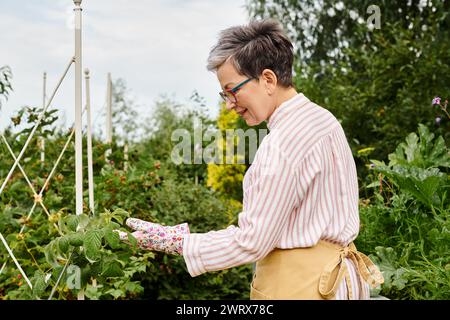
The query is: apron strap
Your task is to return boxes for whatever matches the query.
[318,242,384,299]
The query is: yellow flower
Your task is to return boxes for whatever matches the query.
[357,147,375,156]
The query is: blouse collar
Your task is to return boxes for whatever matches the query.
[266,93,309,130]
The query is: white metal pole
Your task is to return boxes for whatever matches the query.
[105,72,112,162]
[40,72,46,168]
[85,69,95,215]
[74,0,84,301]
[74,0,83,218]
[39,138,45,167]
[43,72,47,109]
[124,143,128,172]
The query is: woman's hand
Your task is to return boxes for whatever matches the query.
[116,218,189,255]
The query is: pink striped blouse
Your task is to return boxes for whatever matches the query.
[183,93,370,299]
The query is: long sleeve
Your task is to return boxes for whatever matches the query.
[183,141,300,277]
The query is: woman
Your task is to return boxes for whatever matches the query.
[117,19,383,300]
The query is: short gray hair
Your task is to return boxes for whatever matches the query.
[207,19,294,87]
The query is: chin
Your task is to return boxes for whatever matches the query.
[245,118,262,127]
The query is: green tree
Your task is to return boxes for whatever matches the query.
[135,94,216,185]
[248,0,450,192]
[0,66,13,110]
[110,78,141,145]
[207,103,268,201]
[207,105,246,201]
[247,0,450,72]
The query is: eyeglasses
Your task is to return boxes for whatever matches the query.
[219,78,253,104]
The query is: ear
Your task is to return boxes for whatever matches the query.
[260,69,278,95]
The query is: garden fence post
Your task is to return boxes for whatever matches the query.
[85,68,95,215]
[74,0,83,218]
[105,72,113,162]
[74,0,84,300]
[40,72,46,168]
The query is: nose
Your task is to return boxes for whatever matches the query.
[225,99,236,111]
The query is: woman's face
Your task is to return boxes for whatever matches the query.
[216,60,276,126]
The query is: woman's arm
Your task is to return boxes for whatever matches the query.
[183,141,302,277]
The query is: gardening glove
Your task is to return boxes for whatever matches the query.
[116,218,189,255]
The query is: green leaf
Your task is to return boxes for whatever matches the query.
[372,246,409,291]
[111,208,129,224]
[64,213,90,232]
[104,228,121,249]
[65,215,80,232]
[101,260,124,277]
[9,181,25,193]
[105,288,125,299]
[57,236,70,253]
[391,269,408,290]
[124,281,144,294]
[85,283,104,300]
[83,229,104,263]
[46,193,63,206]
[403,133,419,163]
[374,165,446,207]
[66,232,84,246]
[32,270,49,298]
[429,136,450,168]
[388,124,449,169]
[77,214,91,231]
[127,232,138,249]
[45,240,60,268]
[366,180,381,189]
[109,221,121,229]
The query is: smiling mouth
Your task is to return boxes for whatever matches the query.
[237,109,247,116]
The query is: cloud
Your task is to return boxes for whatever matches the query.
[0,0,248,131]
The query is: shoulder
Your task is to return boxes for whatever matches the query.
[267,102,341,165]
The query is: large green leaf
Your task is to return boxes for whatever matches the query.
[124,281,144,295]
[65,214,90,232]
[375,165,446,207]
[66,232,84,246]
[111,208,129,224]
[101,259,124,277]
[57,236,70,253]
[44,239,60,268]
[83,229,104,263]
[32,270,49,299]
[105,288,125,299]
[84,283,104,300]
[103,227,121,249]
[372,247,408,291]
[388,124,450,169]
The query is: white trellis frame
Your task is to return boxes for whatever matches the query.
[39,72,47,168]
[0,0,96,299]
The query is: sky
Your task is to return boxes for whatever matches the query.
[0,0,249,134]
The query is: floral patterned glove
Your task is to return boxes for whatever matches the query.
[116,218,189,255]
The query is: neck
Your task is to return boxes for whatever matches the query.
[269,87,298,118]
[275,87,298,108]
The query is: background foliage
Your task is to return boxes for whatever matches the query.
[248,0,450,188]
[0,96,252,300]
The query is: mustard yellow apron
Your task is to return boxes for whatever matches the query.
[250,240,384,300]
